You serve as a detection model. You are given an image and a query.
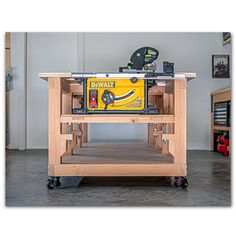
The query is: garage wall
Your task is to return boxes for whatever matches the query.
[84,33,231,148]
[26,33,81,148]
[9,32,231,150]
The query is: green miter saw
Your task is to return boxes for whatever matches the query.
[119,47,159,72]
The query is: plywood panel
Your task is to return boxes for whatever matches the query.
[62,142,174,164]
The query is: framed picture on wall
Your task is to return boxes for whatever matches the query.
[212,55,230,78]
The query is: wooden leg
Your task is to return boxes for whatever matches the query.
[66,135,76,155]
[78,123,83,147]
[148,123,155,144]
[166,94,174,156]
[148,94,164,145]
[82,123,88,143]
[162,123,168,155]
[48,78,77,176]
[162,93,174,155]
[65,123,83,154]
[162,141,169,155]
[154,130,163,150]
[61,91,72,134]
[174,80,186,166]
[48,78,62,175]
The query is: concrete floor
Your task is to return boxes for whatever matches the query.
[6,149,231,207]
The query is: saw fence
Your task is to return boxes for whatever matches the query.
[40,72,195,178]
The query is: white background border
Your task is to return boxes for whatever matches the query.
[0,0,235,236]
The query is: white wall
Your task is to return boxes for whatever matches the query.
[9,32,231,150]
[26,33,81,148]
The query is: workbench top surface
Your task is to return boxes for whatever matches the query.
[39,72,196,81]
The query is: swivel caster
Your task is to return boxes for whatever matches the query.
[46,177,61,190]
[171,176,188,189]
[46,179,54,189]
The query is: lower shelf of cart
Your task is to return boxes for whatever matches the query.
[61,141,174,164]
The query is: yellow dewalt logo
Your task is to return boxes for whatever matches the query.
[90,81,115,88]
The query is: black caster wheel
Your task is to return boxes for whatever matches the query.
[46,177,61,190]
[54,177,61,187]
[46,179,54,190]
[171,176,188,189]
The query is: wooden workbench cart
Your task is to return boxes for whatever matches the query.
[40,72,196,189]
